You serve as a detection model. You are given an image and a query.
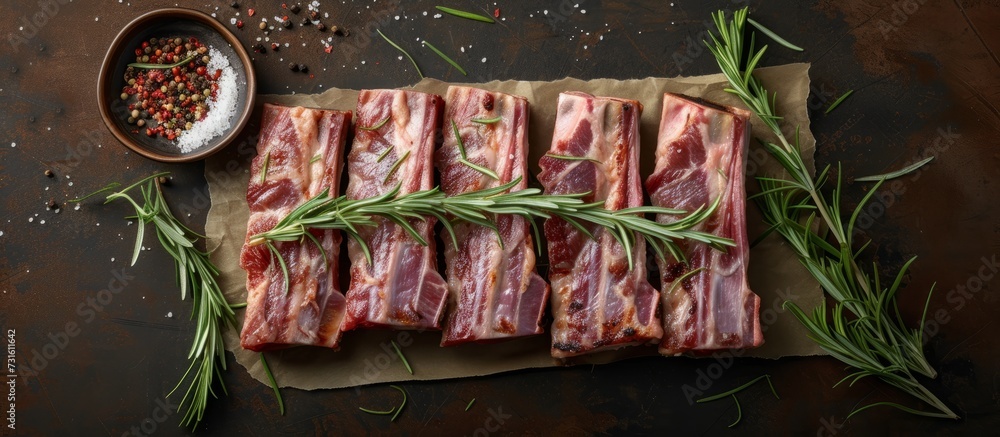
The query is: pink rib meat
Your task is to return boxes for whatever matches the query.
[645,93,763,355]
[539,92,663,358]
[437,86,550,346]
[240,103,352,352]
[342,90,449,331]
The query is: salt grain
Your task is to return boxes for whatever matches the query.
[176,47,239,153]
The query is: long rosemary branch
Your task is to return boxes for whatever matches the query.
[706,7,956,419]
[248,177,733,273]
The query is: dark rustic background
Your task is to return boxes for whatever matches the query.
[1,1,998,435]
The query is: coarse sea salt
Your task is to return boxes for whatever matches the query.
[176,47,239,153]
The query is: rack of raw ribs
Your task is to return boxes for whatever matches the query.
[238,86,764,359]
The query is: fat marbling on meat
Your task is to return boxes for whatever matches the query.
[437,86,550,346]
[341,90,449,331]
[645,93,763,355]
[240,103,352,351]
[539,91,663,358]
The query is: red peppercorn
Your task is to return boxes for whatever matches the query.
[171,66,180,75]
[196,66,206,75]
[236,20,244,29]
[135,48,142,56]
[248,8,255,17]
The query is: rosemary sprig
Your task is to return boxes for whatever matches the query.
[706,8,956,419]
[471,116,503,124]
[377,30,424,79]
[825,90,854,114]
[435,6,495,23]
[71,173,237,429]
[248,176,733,276]
[422,40,468,75]
[128,53,198,69]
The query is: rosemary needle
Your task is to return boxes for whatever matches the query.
[435,6,495,23]
[465,398,476,411]
[128,53,198,69]
[383,150,410,184]
[728,395,742,428]
[544,153,602,164]
[696,375,778,403]
[390,385,408,422]
[391,340,413,375]
[471,116,502,124]
[376,146,394,163]
[310,154,321,164]
[747,18,803,52]
[825,90,854,114]
[855,156,934,182]
[260,151,270,184]
[358,115,391,131]
[377,29,423,79]
[422,40,468,75]
[260,353,285,416]
[452,119,500,180]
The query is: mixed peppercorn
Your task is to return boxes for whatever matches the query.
[119,37,220,141]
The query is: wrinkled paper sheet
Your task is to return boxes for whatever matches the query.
[206,63,825,390]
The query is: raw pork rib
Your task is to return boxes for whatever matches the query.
[240,104,352,351]
[645,93,763,355]
[342,90,449,331]
[539,92,663,358]
[437,86,550,346]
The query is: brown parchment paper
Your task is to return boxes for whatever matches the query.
[206,63,825,391]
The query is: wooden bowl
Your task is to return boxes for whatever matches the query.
[97,8,256,162]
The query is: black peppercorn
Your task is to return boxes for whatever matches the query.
[47,199,57,209]
[230,1,239,8]
[282,19,292,29]
[298,64,308,73]
[289,62,299,72]
[317,23,326,31]
[289,4,301,14]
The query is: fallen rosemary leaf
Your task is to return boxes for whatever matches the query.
[855,156,934,182]
[390,386,408,422]
[384,150,410,184]
[471,116,503,124]
[664,267,706,295]
[310,154,321,164]
[727,395,742,428]
[825,90,854,114]
[421,40,468,75]
[391,340,413,375]
[229,302,248,309]
[260,353,285,416]
[465,398,476,411]
[435,6,495,23]
[376,29,423,79]
[128,53,198,69]
[696,375,778,403]
[358,115,391,131]
[359,406,395,415]
[452,119,500,180]
[545,153,602,164]
[747,18,803,52]
[260,151,270,184]
[376,146,394,163]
